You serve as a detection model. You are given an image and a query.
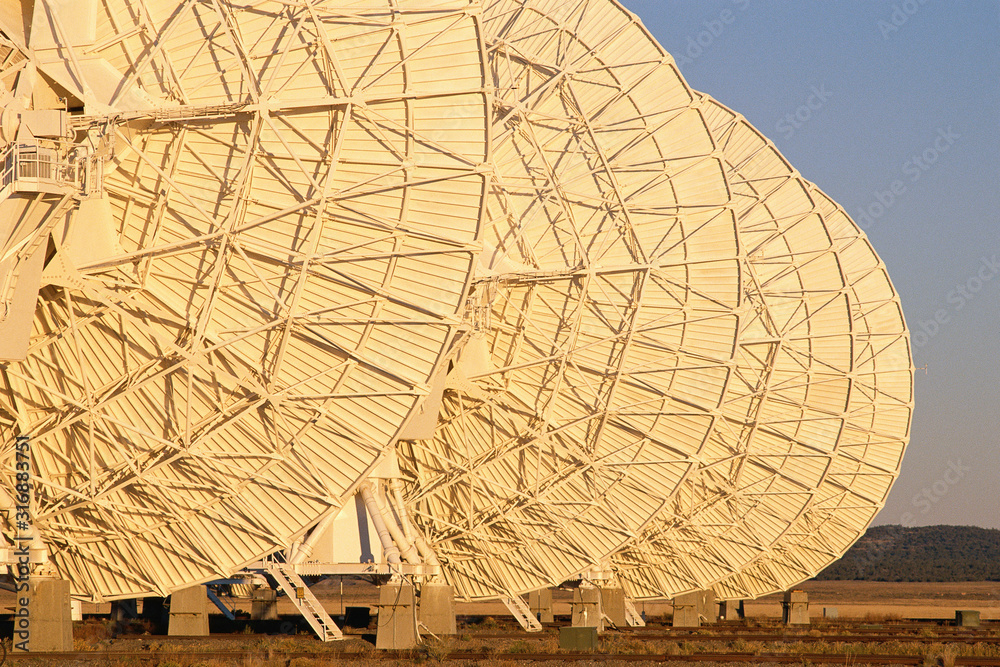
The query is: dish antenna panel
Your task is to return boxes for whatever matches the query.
[0,0,912,608]
[709,139,912,598]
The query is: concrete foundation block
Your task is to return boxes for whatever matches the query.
[600,587,627,628]
[718,599,744,621]
[672,592,700,628]
[824,607,839,619]
[13,578,73,652]
[419,583,456,636]
[528,588,554,623]
[571,587,602,630]
[169,586,209,636]
[251,588,278,621]
[956,610,980,627]
[782,589,809,626]
[376,583,418,650]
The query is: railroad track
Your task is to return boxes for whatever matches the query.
[161,629,1000,644]
[466,632,1000,645]
[8,650,1000,665]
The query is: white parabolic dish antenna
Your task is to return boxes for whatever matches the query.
[0,0,489,600]
[704,95,912,599]
[612,92,913,600]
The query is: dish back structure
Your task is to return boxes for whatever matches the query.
[0,0,913,607]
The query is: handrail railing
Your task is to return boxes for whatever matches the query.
[0,143,15,193]
[0,139,92,197]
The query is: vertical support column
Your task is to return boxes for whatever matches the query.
[418,583,456,636]
[251,588,278,621]
[376,582,418,650]
[570,587,602,631]
[168,586,209,636]
[13,578,73,652]
[782,590,809,626]
[671,592,700,628]
[528,588,554,623]
[599,587,627,628]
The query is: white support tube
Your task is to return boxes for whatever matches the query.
[359,482,401,565]
[390,479,414,543]
[388,479,440,568]
[289,508,340,566]
[411,534,441,569]
[286,538,302,563]
[372,484,421,565]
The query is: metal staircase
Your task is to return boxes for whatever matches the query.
[502,594,543,632]
[624,596,646,627]
[263,562,343,641]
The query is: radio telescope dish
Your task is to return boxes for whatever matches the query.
[710,191,912,600]
[0,0,489,601]
[713,189,912,599]
[397,0,747,600]
[612,94,913,600]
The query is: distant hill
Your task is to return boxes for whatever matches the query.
[813,525,1000,581]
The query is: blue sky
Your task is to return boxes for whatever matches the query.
[622,0,1000,529]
